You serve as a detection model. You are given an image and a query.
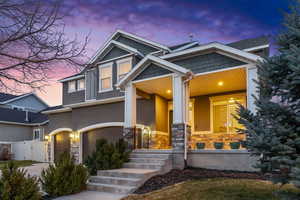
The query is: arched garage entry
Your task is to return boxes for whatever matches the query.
[49,128,72,162]
[78,122,124,163]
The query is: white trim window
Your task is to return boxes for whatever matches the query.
[78,79,85,90]
[68,80,76,93]
[99,62,113,92]
[117,57,132,81]
[33,128,42,140]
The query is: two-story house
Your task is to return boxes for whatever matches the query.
[0,92,49,142]
[43,30,268,171]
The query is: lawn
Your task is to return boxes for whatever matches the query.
[0,160,39,169]
[123,178,299,200]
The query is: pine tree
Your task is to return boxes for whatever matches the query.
[237,0,300,191]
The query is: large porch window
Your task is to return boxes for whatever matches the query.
[191,93,246,150]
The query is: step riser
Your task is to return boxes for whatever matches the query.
[87,184,135,194]
[130,154,171,159]
[123,163,162,170]
[97,171,147,179]
[129,158,166,164]
[89,177,140,187]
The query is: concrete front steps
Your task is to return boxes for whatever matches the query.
[87,150,173,194]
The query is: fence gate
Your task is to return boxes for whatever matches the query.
[12,141,48,162]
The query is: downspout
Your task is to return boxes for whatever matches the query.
[183,72,193,168]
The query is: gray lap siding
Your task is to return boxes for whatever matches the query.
[46,98,155,134]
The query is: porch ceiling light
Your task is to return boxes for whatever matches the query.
[218,81,224,86]
[166,89,172,94]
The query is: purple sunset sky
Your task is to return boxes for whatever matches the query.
[37,0,289,106]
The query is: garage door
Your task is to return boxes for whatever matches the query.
[82,127,123,162]
[54,131,71,161]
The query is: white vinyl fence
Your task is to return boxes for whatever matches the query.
[11,140,49,162]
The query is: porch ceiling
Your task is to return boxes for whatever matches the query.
[190,68,246,96]
[135,76,173,99]
[134,67,246,99]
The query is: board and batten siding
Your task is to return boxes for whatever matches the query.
[86,69,97,101]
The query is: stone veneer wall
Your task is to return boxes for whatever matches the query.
[123,127,136,150]
[172,123,191,169]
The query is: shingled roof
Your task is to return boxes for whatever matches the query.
[0,107,48,125]
[0,93,18,102]
[227,36,269,50]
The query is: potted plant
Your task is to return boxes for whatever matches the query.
[230,142,240,149]
[214,142,224,149]
[240,140,247,148]
[196,142,205,149]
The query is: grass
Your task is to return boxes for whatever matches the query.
[123,178,299,200]
[0,160,39,169]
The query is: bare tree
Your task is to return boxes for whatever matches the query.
[0,0,88,92]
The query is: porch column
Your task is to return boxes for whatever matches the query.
[172,74,190,169]
[123,82,137,149]
[50,135,55,163]
[247,65,258,113]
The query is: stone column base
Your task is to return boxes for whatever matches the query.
[123,127,136,150]
[171,123,191,169]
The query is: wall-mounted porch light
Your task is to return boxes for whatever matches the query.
[218,81,224,86]
[69,133,75,139]
[44,135,49,141]
[166,89,172,94]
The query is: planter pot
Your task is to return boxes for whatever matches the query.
[214,142,224,149]
[196,142,205,149]
[240,141,247,148]
[230,142,240,149]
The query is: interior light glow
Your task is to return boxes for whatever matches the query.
[218,81,224,86]
[166,89,172,94]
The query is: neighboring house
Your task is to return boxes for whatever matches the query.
[0,92,49,142]
[43,30,268,171]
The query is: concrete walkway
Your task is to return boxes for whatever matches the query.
[54,191,126,200]
[24,163,126,200]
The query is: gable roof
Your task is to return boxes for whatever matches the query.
[0,92,49,107]
[116,55,192,88]
[227,36,269,51]
[160,42,264,63]
[88,30,171,65]
[0,107,48,125]
[92,40,144,63]
[0,93,18,102]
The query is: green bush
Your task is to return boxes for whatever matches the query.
[40,152,89,197]
[0,161,41,200]
[85,138,130,175]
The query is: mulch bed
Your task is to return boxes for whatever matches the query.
[134,168,269,194]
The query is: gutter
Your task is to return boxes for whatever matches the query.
[0,120,49,127]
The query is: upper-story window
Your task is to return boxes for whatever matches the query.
[99,62,113,92]
[117,58,132,81]
[78,79,85,90]
[68,80,76,93]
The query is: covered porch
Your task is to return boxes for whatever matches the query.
[123,65,257,151]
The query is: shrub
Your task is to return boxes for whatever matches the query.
[0,161,41,200]
[40,152,89,197]
[85,138,130,175]
[0,145,11,161]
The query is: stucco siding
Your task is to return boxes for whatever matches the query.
[172,53,246,74]
[0,124,32,141]
[188,150,258,171]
